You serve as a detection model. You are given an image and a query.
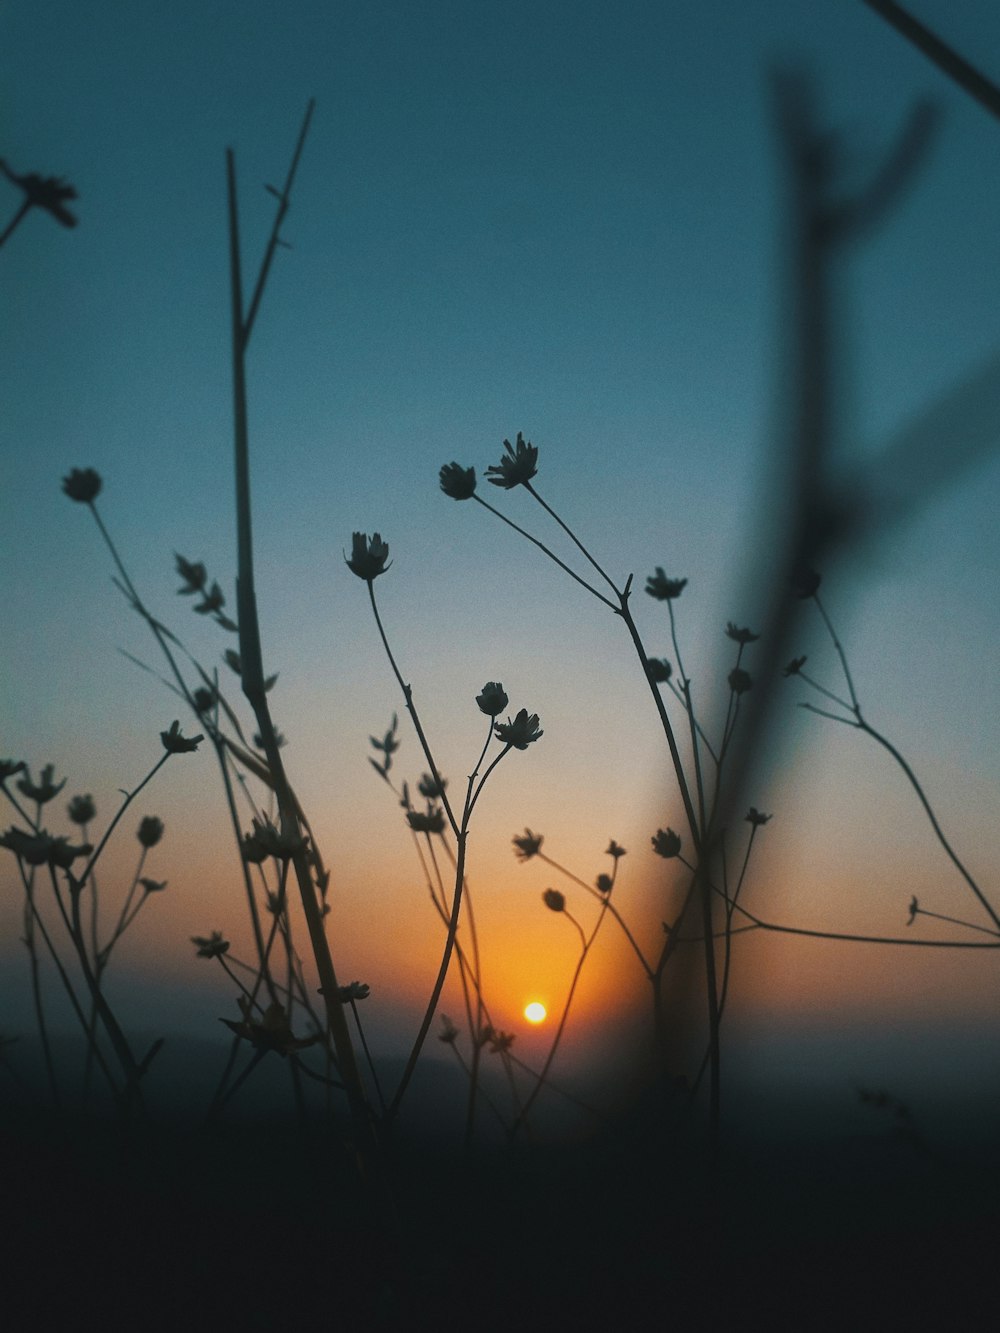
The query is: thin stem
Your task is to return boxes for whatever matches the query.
[367,582,461,839]
[535,850,653,977]
[858,717,999,931]
[861,0,1000,124]
[522,480,622,600]
[242,100,315,349]
[812,593,860,711]
[471,493,618,610]
[912,905,999,938]
[668,599,707,835]
[510,901,609,1139]
[0,198,31,248]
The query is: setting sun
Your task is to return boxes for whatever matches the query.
[523,1001,547,1024]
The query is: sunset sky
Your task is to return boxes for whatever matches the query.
[2,0,999,1119]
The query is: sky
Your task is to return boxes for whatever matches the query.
[2,0,999,1125]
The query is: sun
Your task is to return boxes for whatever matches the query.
[523,1001,547,1024]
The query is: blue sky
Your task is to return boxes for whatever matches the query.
[2,1,999,1109]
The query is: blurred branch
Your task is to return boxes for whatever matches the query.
[861,0,1000,123]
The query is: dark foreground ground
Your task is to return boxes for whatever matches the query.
[3,1061,999,1333]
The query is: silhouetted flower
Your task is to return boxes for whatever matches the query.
[486,432,538,488]
[783,656,807,677]
[17,764,66,805]
[43,835,92,870]
[161,720,203,754]
[137,816,164,848]
[606,839,626,859]
[406,807,446,835]
[728,668,752,695]
[0,828,55,865]
[439,462,477,500]
[242,816,307,862]
[0,760,26,785]
[253,730,286,750]
[192,931,229,959]
[494,709,543,750]
[645,569,687,600]
[1,161,78,227]
[338,982,371,1002]
[542,888,565,912]
[61,468,101,503]
[175,554,208,595]
[652,828,681,859]
[645,657,672,683]
[513,829,543,860]
[346,531,390,581]
[67,794,96,825]
[745,808,771,827]
[418,772,448,799]
[0,828,90,869]
[476,682,509,716]
[439,1014,459,1044]
[595,873,613,894]
[488,1030,515,1053]
[221,998,317,1056]
[140,878,167,893]
[726,623,759,645]
[794,569,822,599]
[907,895,919,927]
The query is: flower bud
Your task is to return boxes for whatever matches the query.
[542,888,565,912]
[345,532,390,581]
[67,794,96,825]
[137,816,164,848]
[476,682,508,716]
[62,468,102,503]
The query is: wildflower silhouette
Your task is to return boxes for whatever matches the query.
[137,816,164,848]
[645,569,688,600]
[486,433,538,488]
[0,158,78,249]
[346,532,391,581]
[61,468,102,504]
[67,794,96,825]
[493,709,543,749]
[192,931,230,959]
[513,829,543,860]
[160,720,204,754]
[17,764,66,806]
[475,681,509,716]
[439,462,477,499]
[652,828,682,858]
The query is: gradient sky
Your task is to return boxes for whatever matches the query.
[2,0,999,1113]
